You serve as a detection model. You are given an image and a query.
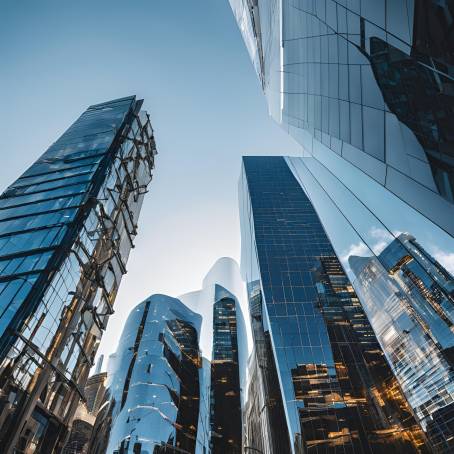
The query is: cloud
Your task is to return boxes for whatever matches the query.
[369,227,393,255]
[432,249,454,275]
[341,242,370,264]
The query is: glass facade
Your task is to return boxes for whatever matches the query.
[90,258,248,454]
[231,2,454,451]
[0,96,156,453]
[239,156,428,453]
[230,0,454,230]
[210,285,242,453]
[243,283,291,454]
[179,258,248,454]
[89,295,204,454]
[285,155,454,452]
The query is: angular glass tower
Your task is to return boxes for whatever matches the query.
[210,285,242,453]
[240,156,427,453]
[0,96,156,453]
[231,2,454,451]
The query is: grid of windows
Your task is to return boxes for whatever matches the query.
[287,155,454,452]
[240,156,428,453]
[0,96,156,453]
[230,0,454,234]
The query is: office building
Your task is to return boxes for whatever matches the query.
[89,258,247,454]
[231,2,454,451]
[62,408,96,454]
[230,0,454,227]
[84,371,107,416]
[0,96,156,453]
[180,257,248,454]
[89,294,205,454]
[62,370,107,454]
[239,156,427,453]
[243,284,291,454]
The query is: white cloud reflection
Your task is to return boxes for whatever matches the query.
[432,249,454,275]
[341,241,370,265]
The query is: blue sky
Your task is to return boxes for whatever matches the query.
[0,0,301,358]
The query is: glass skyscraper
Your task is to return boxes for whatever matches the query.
[240,156,427,453]
[179,257,248,454]
[91,258,248,454]
[209,285,242,453]
[89,295,205,454]
[0,96,156,453]
[231,2,454,451]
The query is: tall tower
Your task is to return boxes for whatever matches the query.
[89,295,204,454]
[239,156,427,453]
[180,257,248,454]
[0,96,156,453]
[210,285,242,453]
[230,2,454,451]
[90,258,247,454]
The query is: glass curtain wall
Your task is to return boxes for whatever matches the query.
[239,156,428,453]
[287,155,454,452]
[0,96,156,453]
[210,285,242,454]
[230,1,454,451]
[89,295,204,454]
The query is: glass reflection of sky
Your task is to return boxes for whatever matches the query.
[286,155,454,447]
[287,155,454,277]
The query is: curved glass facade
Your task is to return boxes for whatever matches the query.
[90,295,204,454]
[0,96,156,453]
[91,258,248,454]
[230,0,454,229]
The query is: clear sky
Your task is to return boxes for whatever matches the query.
[0,0,301,360]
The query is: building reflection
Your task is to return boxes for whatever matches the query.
[239,156,427,453]
[350,233,454,452]
[0,96,156,453]
[88,295,204,454]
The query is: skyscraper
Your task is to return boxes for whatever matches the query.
[231,2,454,451]
[210,285,242,453]
[89,295,204,454]
[230,1,454,225]
[179,257,248,453]
[239,156,427,453]
[90,258,247,454]
[0,96,156,453]
[62,370,107,454]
